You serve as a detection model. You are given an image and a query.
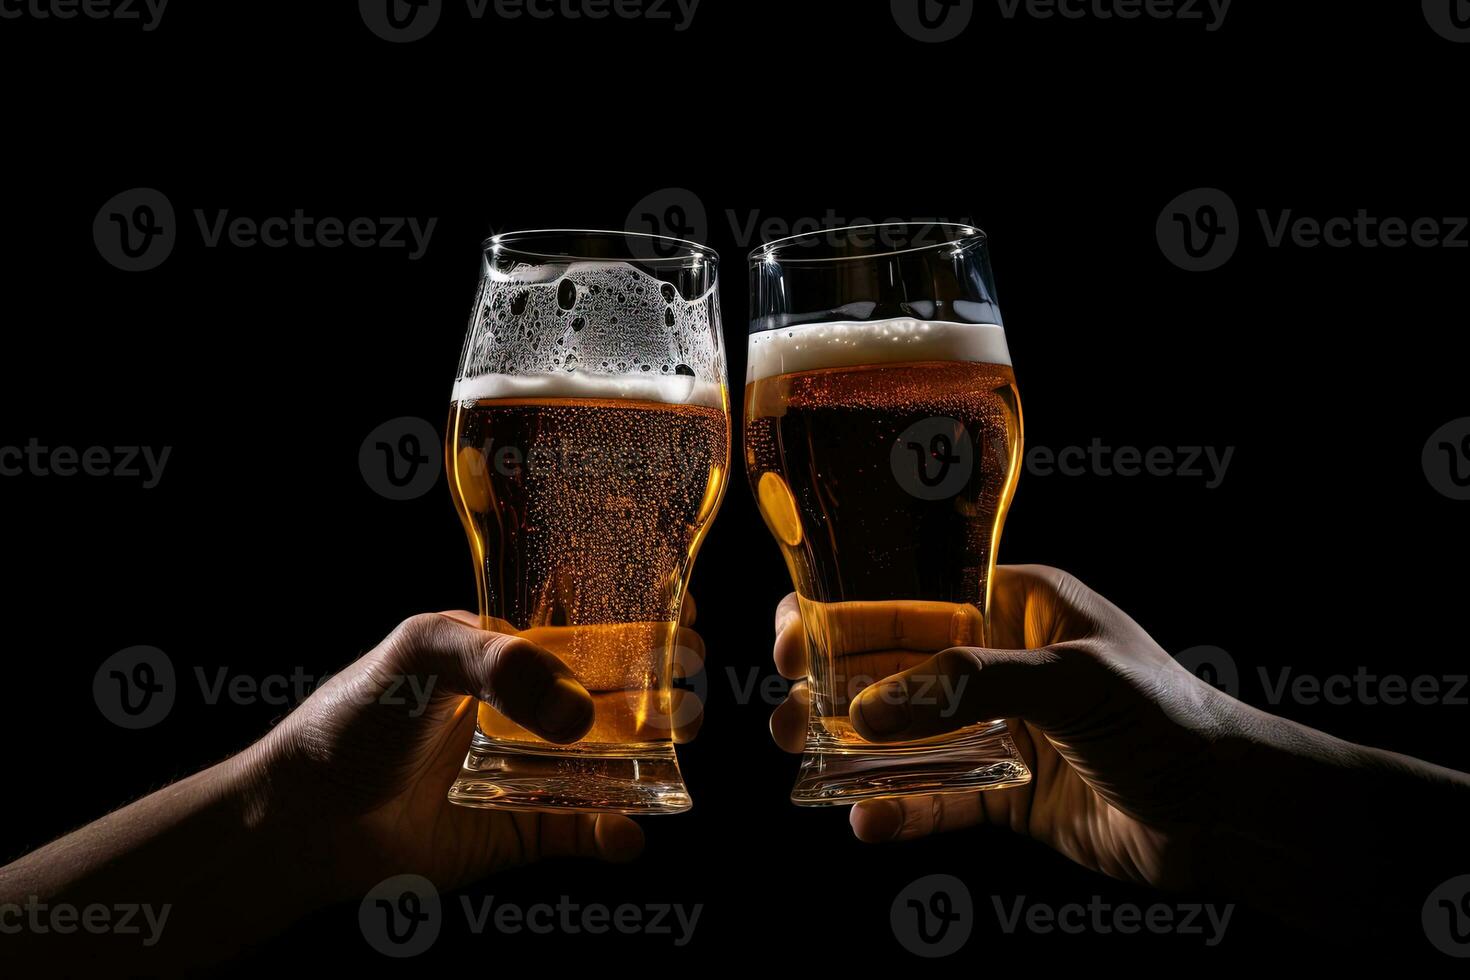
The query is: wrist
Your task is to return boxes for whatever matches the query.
[215,729,346,911]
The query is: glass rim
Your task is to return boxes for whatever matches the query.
[748,221,987,265]
[482,228,719,266]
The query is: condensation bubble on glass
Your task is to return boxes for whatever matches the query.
[454,261,725,408]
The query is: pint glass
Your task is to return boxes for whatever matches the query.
[447,229,729,813]
[745,223,1032,804]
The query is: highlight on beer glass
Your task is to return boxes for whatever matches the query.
[446,229,729,813]
[745,222,1032,805]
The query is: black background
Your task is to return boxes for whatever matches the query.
[2,0,1467,970]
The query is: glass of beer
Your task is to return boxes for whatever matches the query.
[447,229,728,813]
[745,223,1033,804]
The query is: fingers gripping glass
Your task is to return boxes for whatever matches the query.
[745,223,1032,804]
[446,230,729,814]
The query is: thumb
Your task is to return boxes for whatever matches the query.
[850,643,1084,742]
[383,614,594,744]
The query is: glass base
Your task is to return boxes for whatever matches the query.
[448,732,691,814]
[791,719,1031,806]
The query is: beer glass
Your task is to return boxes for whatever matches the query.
[745,223,1032,804]
[447,229,729,813]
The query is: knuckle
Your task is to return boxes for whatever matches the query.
[397,612,442,639]
[1044,639,1107,675]
[935,646,983,673]
[775,593,800,626]
[384,613,450,665]
[479,632,538,681]
[1038,563,1084,594]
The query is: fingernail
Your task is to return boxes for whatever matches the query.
[536,677,594,741]
[853,682,910,737]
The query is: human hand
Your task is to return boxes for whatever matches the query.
[242,604,704,901]
[768,565,1229,891]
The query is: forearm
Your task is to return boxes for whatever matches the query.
[1201,699,1470,931]
[0,739,327,971]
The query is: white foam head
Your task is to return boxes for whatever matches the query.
[746,318,1011,383]
[451,371,725,408]
[454,260,726,406]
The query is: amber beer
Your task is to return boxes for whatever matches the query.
[744,318,1021,744]
[449,384,728,749]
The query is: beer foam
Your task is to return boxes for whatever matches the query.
[456,260,726,400]
[451,371,726,409]
[745,318,1011,383]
